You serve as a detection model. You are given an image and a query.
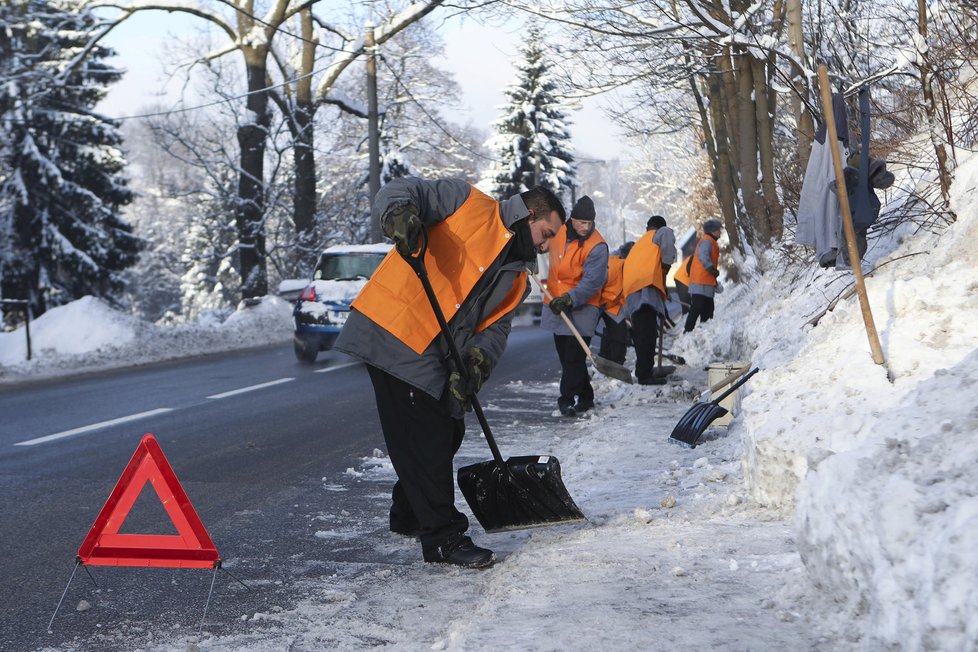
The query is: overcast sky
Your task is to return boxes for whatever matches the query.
[95,9,628,162]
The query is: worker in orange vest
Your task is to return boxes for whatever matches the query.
[684,219,723,332]
[597,241,634,365]
[542,195,609,417]
[335,177,565,568]
[622,215,676,385]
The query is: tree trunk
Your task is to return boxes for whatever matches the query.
[786,0,814,168]
[917,0,952,207]
[735,50,764,247]
[292,8,317,248]
[752,55,784,243]
[236,54,270,299]
[704,68,742,255]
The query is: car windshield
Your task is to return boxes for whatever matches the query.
[313,252,386,281]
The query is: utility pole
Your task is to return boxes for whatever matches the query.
[366,23,382,242]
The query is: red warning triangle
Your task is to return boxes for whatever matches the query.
[77,434,220,569]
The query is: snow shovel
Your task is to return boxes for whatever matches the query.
[401,233,586,533]
[529,273,634,384]
[670,367,759,448]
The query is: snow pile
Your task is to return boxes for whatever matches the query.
[0,295,294,384]
[0,295,137,365]
[665,150,978,649]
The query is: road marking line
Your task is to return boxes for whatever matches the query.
[14,408,174,447]
[314,362,359,374]
[207,377,294,399]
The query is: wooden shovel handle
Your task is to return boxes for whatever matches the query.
[817,66,885,366]
[530,272,594,360]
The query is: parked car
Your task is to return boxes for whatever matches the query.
[289,243,392,362]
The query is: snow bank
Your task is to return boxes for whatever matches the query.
[0,295,137,365]
[0,295,294,384]
[788,153,978,649]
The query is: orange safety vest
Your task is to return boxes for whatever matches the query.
[599,254,626,316]
[352,185,528,354]
[674,255,691,286]
[622,229,666,300]
[545,225,607,308]
[688,235,720,286]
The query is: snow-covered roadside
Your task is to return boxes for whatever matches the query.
[0,296,294,385]
[75,371,825,651]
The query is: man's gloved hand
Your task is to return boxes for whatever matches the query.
[382,201,422,256]
[549,293,573,314]
[462,347,491,395]
[448,348,491,412]
[448,371,472,413]
[707,267,720,278]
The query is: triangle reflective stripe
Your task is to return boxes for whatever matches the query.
[77,434,220,569]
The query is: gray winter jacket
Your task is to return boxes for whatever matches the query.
[334,177,533,402]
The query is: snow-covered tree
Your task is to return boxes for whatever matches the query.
[0,0,141,319]
[482,24,576,201]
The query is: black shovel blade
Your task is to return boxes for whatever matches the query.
[650,365,677,378]
[669,402,729,448]
[458,455,587,533]
[593,355,634,384]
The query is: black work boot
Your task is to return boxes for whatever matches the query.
[558,400,577,417]
[422,534,495,569]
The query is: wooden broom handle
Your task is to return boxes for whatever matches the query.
[817,66,885,366]
[530,272,594,361]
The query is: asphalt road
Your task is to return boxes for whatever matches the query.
[0,326,562,650]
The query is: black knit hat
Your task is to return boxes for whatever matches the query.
[571,196,596,221]
[646,215,666,230]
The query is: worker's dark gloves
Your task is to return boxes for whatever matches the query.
[448,371,472,412]
[549,293,573,314]
[707,267,720,278]
[382,202,422,256]
[448,348,490,412]
[462,347,491,394]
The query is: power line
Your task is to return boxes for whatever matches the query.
[378,53,498,163]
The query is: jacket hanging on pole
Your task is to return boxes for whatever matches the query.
[796,92,849,267]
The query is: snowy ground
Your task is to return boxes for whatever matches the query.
[9,152,978,651]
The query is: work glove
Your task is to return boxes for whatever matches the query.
[448,348,491,411]
[549,293,573,315]
[382,201,422,256]
[448,370,471,413]
[707,267,720,278]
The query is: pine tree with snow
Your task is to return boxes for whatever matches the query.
[0,0,141,319]
[482,25,576,201]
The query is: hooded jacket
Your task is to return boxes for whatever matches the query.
[335,178,533,400]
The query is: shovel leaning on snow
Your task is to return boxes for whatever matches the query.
[670,367,759,448]
[530,273,634,384]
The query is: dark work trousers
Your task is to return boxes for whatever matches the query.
[367,364,468,549]
[684,294,715,332]
[631,305,660,384]
[554,333,593,410]
[597,312,629,365]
